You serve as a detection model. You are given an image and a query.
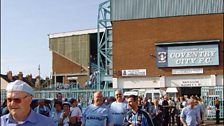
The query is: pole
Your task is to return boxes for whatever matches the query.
[38,64,40,77]
[54,72,57,98]
[49,72,52,88]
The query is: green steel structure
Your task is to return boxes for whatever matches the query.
[97,0,113,90]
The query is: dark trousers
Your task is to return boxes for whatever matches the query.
[169,113,175,126]
[153,117,162,126]
[216,110,220,124]
[175,115,183,126]
[162,116,169,126]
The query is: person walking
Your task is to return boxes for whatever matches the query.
[1,80,55,126]
[193,98,203,126]
[215,98,220,124]
[168,97,176,126]
[162,96,170,126]
[123,95,154,126]
[174,97,183,126]
[151,99,163,126]
[180,99,200,126]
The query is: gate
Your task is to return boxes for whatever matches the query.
[201,86,223,119]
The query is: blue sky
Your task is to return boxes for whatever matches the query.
[1,0,104,78]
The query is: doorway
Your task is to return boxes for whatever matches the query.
[180,87,201,98]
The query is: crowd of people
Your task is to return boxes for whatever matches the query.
[0,80,221,126]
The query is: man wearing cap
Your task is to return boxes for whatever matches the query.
[1,80,55,126]
[58,102,76,126]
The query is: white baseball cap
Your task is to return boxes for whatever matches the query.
[6,80,34,96]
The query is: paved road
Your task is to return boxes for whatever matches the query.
[202,119,223,126]
[171,119,223,126]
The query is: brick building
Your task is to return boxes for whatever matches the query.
[111,0,223,98]
[49,29,103,88]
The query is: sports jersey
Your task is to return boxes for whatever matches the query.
[82,104,109,126]
[109,101,128,125]
[123,109,154,126]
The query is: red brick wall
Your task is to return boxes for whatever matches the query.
[52,52,88,87]
[112,14,224,78]
[52,52,86,73]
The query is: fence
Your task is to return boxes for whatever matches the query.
[34,88,116,109]
[1,90,6,103]
[201,86,224,119]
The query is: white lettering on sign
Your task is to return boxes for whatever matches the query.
[169,51,216,58]
[172,68,203,74]
[122,69,146,77]
[181,80,201,87]
[169,47,217,65]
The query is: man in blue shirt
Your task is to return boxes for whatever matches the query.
[109,89,128,126]
[34,99,51,117]
[82,91,109,126]
[123,95,154,126]
[50,100,63,126]
[1,80,55,126]
[180,99,201,126]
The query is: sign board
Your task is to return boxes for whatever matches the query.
[181,80,201,87]
[67,77,78,80]
[172,68,203,74]
[166,87,178,93]
[156,44,219,67]
[123,91,138,96]
[122,69,146,77]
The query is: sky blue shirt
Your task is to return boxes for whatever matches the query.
[1,110,56,126]
[180,106,200,126]
[109,101,128,125]
[82,104,109,126]
[50,110,62,126]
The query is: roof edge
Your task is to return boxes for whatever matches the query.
[48,28,105,38]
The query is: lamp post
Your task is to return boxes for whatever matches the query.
[38,64,40,77]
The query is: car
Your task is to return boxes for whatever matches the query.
[31,98,53,111]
